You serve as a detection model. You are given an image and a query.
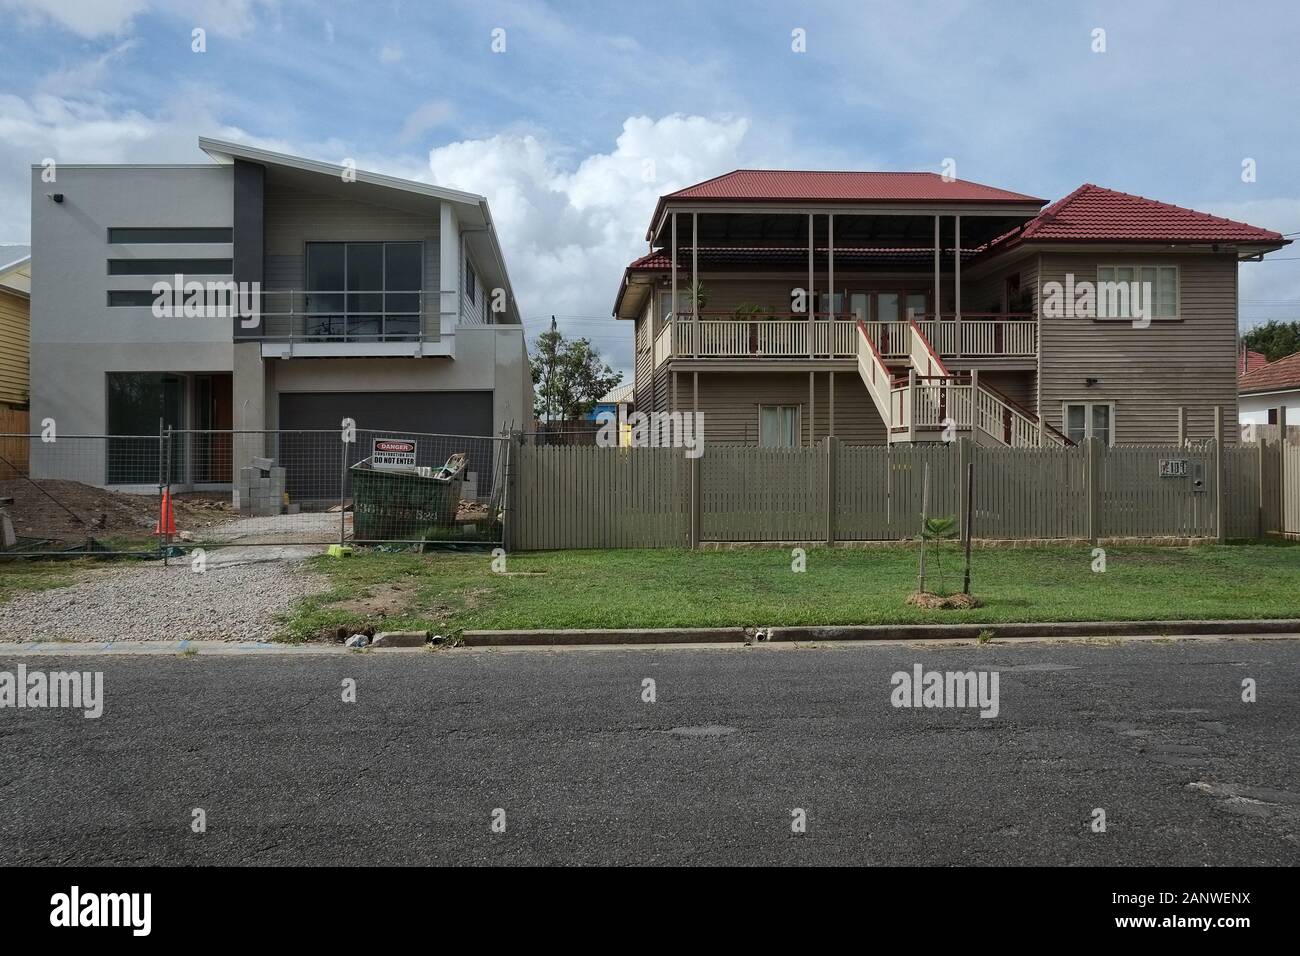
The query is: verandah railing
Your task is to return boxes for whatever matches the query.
[659,312,1035,361]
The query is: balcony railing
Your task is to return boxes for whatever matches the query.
[655,311,1036,364]
[246,290,450,342]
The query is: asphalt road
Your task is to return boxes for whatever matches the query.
[1,639,1297,866]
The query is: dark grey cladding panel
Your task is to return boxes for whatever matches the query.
[233,159,265,340]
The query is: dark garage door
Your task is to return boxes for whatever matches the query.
[277,391,496,500]
[278,391,493,436]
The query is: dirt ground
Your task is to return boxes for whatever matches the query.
[0,479,233,547]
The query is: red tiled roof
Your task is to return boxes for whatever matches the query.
[988,184,1287,250]
[1239,351,1300,394]
[1238,349,1270,375]
[664,170,1046,204]
[626,246,974,271]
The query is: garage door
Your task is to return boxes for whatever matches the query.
[277,391,496,500]
[278,391,493,436]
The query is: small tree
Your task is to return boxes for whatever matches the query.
[530,329,622,424]
[920,515,959,594]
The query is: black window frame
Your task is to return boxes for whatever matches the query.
[108,258,232,276]
[108,227,233,244]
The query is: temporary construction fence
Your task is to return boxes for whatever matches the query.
[0,428,507,557]
[507,436,1296,551]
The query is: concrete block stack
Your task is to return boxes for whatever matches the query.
[233,457,287,517]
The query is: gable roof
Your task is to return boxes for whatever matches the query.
[986,184,1287,252]
[1239,351,1300,395]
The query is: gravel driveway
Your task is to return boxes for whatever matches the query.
[0,546,331,642]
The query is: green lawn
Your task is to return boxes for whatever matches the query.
[280,542,1300,640]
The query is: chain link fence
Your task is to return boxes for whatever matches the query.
[0,429,508,557]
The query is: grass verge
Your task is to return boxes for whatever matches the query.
[278,541,1300,640]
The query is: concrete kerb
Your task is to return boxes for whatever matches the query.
[461,619,1300,647]
[3,625,1300,657]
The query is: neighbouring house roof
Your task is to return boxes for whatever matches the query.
[649,169,1046,241]
[663,169,1045,204]
[599,382,635,405]
[1239,351,1300,395]
[0,250,31,296]
[1239,349,1270,375]
[985,184,1288,252]
[614,177,1291,316]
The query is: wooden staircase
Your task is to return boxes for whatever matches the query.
[855,319,1070,448]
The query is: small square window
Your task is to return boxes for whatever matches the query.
[1064,402,1114,445]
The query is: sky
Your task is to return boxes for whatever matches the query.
[1,0,1299,376]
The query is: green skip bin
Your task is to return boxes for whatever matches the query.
[350,453,467,543]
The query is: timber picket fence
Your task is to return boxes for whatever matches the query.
[507,435,1298,551]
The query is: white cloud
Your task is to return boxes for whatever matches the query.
[398,100,453,144]
[0,0,272,37]
[426,114,751,371]
[379,44,404,64]
[0,0,149,37]
[38,39,142,97]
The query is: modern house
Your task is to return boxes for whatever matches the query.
[1239,351,1300,427]
[613,171,1288,448]
[29,139,532,490]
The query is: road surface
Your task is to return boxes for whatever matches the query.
[1,638,1296,865]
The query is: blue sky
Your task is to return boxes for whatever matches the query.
[1,0,1298,372]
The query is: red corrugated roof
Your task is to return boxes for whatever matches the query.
[988,184,1286,249]
[1240,351,1300,394]
[664,169,1046,204]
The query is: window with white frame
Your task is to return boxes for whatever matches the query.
[658,289,693,321]
[1063,402,1114,445]
[1096,265,1178,319]
[759,405,800,447]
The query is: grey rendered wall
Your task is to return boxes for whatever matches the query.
[262,324,530,436]
[28,164,235,479]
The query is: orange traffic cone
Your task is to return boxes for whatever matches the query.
[153,488,178,537]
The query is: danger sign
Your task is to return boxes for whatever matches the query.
[372,438,417,471]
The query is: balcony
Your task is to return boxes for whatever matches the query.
[248,290,454,358]
[653,311,1036,365]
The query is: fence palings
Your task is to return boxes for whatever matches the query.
[509,438,1298,550]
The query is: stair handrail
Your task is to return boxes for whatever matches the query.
[907,316,951,378]
[856,318,897,428]
[975,378,1074,447]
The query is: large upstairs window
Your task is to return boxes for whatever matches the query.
[305,241,422,340]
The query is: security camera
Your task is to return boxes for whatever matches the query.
[48,193,64,203]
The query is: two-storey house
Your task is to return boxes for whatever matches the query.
[613,171,1287,448]
[29,139,532,489]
